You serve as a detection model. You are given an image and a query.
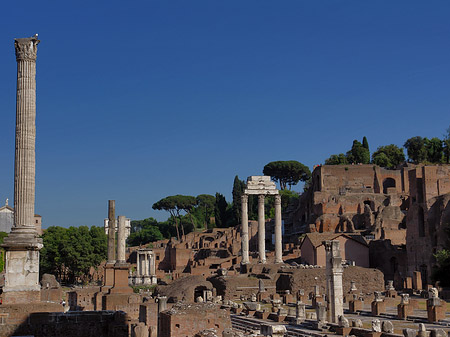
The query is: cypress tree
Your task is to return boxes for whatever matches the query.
[362,136,369,151]
[232,176,245,225]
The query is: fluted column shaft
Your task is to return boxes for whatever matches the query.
[107,200,116,263]
[149,253,156,275]
[241,194,249,264]
[117,215,126,263]
[274,194,283,263]
[258,194,266,263]
[14,38,39,233]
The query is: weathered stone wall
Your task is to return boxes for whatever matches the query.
[277,266,384,299]
[155,275,213,303]
[209,274,260,300]
[313,165,403,195]
[159,303,231,337]
[406,192,450,284]
[67,286,101,311]
[104,293,141,320]
[0,310,129,337]
[369,239,407,289]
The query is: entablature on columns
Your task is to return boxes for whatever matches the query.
[244,175,279,195]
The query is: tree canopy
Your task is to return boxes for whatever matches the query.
[404,136,444,164]
[404,136,428,163]
[127,218,163,246]
[263,160,311,190]
[40,226,107,284]
[325,153,348,165]
[372,144,405,169]
[214,192,232,228]
[231,176,246,225]
[0,232,7,273]
[152,195,187,240]
[346,139,370,164]
[325,137,370,165]
[443,126,450,163]
[196,194,216,229]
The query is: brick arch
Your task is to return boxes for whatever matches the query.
[382,177,396,194]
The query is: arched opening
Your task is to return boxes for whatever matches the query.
[383,178,396,194]
[194,286,207,301]
[364,200,375,212]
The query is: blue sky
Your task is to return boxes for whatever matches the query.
[1,1,450,227]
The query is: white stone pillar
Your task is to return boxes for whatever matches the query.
[145,253,149,276]
[274,194,283,264]
[103,218,109,235]
[140,253,145,277]
[125,218,131,238]
[149,252,156,275]
[258,194,266,263]
[325,240,344,323]
[241,194,250,264]
[116,215,126,263]
[137,253,142,276]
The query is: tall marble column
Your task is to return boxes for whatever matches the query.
[2,36,43,304]
[241,194,250,264]
[324,240,344,323]
[116,215,126,263]
[274,194,283,264]
[13,37,39,235]
[107,200,116,263]
[258,194,266,263]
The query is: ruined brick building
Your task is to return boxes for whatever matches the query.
[286,163,450,288]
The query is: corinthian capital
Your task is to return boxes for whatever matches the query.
[241,194,248,203]
[274,194,281,205]
[15,36,39,61]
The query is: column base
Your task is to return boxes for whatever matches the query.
[109,263,133,294]
[2,290,41,304]
[104,262,115,287]
[2,243,42,305]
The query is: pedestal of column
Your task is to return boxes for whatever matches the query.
[241,194,250,265]
[258,194,266,263]
[1,36,43,304]
[274,194,283,264]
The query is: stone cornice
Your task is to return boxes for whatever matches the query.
[15,37,39,61]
